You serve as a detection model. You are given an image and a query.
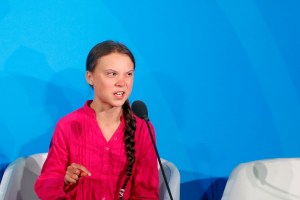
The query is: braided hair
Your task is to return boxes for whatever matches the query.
[85,40,136,199]
[119,100,136,199]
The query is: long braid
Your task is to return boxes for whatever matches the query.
[119,100,136,199]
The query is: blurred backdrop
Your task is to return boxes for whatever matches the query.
[0,0,300,199]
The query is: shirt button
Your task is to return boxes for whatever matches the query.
[104,147,110,151]
[114,137,118,141]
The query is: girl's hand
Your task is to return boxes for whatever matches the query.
[64,163,91,186]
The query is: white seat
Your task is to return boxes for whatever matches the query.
[0,153,180,200]
[159,159,180,200]
[0,153,47,200]
[221,158,300,200]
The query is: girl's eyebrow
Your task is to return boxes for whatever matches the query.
[104,69,117,72]
[104,69,134,73]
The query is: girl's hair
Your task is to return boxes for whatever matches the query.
[120,100,136,199]
[86,40,136,199]
[86,40,135,72]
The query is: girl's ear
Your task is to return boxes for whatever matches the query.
[86,71,94,85]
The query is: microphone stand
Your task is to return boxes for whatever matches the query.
[143,116,174,200]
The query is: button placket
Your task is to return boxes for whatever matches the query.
[102,145,110,174]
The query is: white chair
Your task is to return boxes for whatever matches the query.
[0,153,47,200]
[0,153,180,200]
[159,159,180,200]
[221,158,300,200]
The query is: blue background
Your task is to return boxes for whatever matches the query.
[1,0,300,199]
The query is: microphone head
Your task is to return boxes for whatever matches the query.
[131,100,149,121]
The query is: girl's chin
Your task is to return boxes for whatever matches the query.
[111,100,127,107]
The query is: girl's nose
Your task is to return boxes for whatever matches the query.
[115,78,126,87]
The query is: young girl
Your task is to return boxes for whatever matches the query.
[35,40,159,199]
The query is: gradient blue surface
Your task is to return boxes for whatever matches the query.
[0,0,300,199]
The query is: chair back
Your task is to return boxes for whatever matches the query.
[221,158,300,200]
[0,153,47,200]
[159,159,181,200]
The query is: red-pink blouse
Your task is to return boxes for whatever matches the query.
[35,101,159,200]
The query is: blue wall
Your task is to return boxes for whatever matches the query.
[1,0,300,199]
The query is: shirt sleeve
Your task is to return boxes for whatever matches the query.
[130,120,159,199]
[34,120,70,200]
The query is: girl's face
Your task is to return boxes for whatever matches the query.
[86,52,134,110]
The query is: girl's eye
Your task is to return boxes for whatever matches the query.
[127,72,133,76]
[107,72,117,77]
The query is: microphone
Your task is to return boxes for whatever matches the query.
[131,100,174,200]
[131,100,149,121]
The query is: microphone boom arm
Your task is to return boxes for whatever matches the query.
[144,120,174,200]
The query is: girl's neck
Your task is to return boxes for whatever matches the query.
[90,100,122,123]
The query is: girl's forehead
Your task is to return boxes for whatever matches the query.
[95,54,134,71]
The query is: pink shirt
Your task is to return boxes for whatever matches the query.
[35,101,159,200]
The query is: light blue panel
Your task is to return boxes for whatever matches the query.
[0,0,300,199]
